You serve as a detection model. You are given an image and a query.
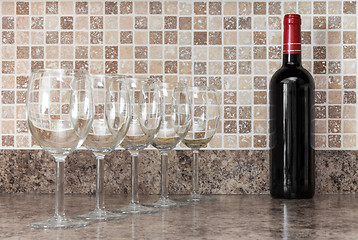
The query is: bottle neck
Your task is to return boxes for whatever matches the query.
[283,53,301,66]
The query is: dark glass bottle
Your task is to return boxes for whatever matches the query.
[269,14,315,199]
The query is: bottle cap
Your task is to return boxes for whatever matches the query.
[283,14,301,54]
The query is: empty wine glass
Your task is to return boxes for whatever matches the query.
[144,82,191,208]
[110,77,162,214]
[27,69,93,228]
[176,86,220,202]
[75,74,130,221]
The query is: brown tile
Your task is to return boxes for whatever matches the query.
[2,31,14,44]
[269,46,281,59]
[194,2,207,15]
[328,106,341,118]
[328,16,341,29]
[61,17,73,30]
[313,61,326,74]
[2,61,15,74]
[135,61,147,73]
[179,61,192,74]
[253,31,266,45]
[194,62,207,75]
[31,46,44,59]
[344,91,356,104]
[194,77,207,86]
[224,106,237,119]
[2,90,15,104]
[150,31,162,44]
[16,76,28,89]
[105,2,118,14]
[315,91,326,104]
[254,135,266,148]
[313,17,326,29]
[343,76,356,89]
[105,61,118,73]
[343,1,356,14]
[328,135,341,148]
[165,16,177,29]
[2,136,14,147]
[254,2,266,15]
[31,61,44,70]
[238,61,251,74]
[343,31,356,44]
[46,31,58,44]
[224,17,237,30]
[150,1,162,14]
[16,2,29,15]
[105,46,118,59]
[135,16,147,29]
[3,17,14,29]
[209,2,221,15]
[90,16,103,29]
[224,62,237,75]
[194,17,207,30]
[224,47,236,60]
[31,17,44,29]
[328,61,341,74]
[224,120,237,133]
[164,31,177,44]
[239,2,252,15]
[194,32,207,45]
[76,2,88,14]
[179,17,192,30]
[239,106,251,119]
[313,1,326,14]
[343,46,356,59]
[209,76,222,90]
[254,91,267,104]
[16,91,26,104]
[254,76,267,89]
[135,46,148,59]
[269,2,281,15]
[120,31,133,44]
[328,76,342,89]
[75,46,88,59]
[164,61,177,74]
[268,16,281,30]
[179,47,192,59]
[313,46,326,59]
[254,47,266,59]
[61,32,74,44]
[238,17,251,30]
[239,120,251,133]
[120,1,133,14]
[46,2,58,14]
[224,91,237,104]
[315,106,326,119]
[301,31,311,44]
[209,32,221,45]
[61,61,74,69]
[328,120,341,133]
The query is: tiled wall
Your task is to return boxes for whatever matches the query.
[0,1,357,150]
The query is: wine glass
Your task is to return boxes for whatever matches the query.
[110,77,162,214]
[75,74,131,221]
[176,86,220,202]
[144,82,191,208]
[27,69,93,228]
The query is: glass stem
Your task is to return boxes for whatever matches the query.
[130,151,139,205]
[54,154,66,220]
[192,150,200,196]
[160,151,169,200]
[94,153,105,211]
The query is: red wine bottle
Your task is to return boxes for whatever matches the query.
[269,14,315,199]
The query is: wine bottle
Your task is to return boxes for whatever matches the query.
[269,14,315,199]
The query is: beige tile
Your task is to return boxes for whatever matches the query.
[209,46,222,60]
[269,61,281,75]
[104,16,118,29]
[208,62,222,75]
[209,134,223,148]
[208,17,222,30]
[16,61,29,74]
[224,135,237,148]
[61,46,74,59]
[253,61,267,75]
[164,46,178,59]
[179,2,192,15]
[89,2,104,15]
[134,32,148,44]
[164,1,178,14]
[149,61,163,74]
[238,92,252,105]
[60,1,73,14]
[343,60,356,75]
[75,32,89,44]
[283,2,297,14]
[89,61,104,74]
[2,46,15,59]
[149,16,163,29]
[2,120,14,134]
[45,16,59,29]
[328,1,342,14]
[327,46,341,59]
[134,1,147,14]
[239,135,252,148]
[120,16,133,30]
[178,32,192,45]
[31,2,44,15]
[238,76,252,90]
[253,16,266,30]
[193,47,207,60]
[105,31,118,44]
[223,2,237,15]
[16,135,30,148]
[343,16,356,29]
[343,120,356,133]
[328,91,342,104]
[75,16,89,30]
[31,32,44,45]
[298,2,311,14]
[315,120,327,133]
[224,32,238,45]
[343,135,356,148]
[315,135,326,148]
[46,46,59,59]
[1,76,15,89]
[16,16,30,29]
[120,46,133,59]
[343,106,356,119]
[119,60,133,74]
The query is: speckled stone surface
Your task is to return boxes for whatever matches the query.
[3,194,358,239]
[0,150,357,194]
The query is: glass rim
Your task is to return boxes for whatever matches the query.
[31,68,89,74]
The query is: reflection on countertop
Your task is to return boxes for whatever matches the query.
[2,194,358,239]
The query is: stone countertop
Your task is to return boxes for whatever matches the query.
[2,194,358,239]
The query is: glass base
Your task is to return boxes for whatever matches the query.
[30,216,90,229]
[174,194,217,202]
[111,203,160,214]
[75,209,127,221]
[143,197,188,208]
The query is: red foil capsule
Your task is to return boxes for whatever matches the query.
[283,14,301,55]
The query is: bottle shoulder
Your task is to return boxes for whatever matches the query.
[270,65,314,86]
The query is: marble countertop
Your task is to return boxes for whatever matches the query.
[2,194,358,239]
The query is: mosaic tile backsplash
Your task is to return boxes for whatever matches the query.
[0,1,357,150]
